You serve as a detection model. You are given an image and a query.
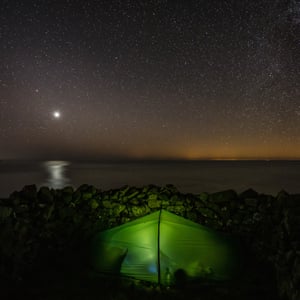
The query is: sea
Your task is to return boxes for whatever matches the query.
[0,160,299,198]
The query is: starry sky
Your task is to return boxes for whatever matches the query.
[0,0,299,160]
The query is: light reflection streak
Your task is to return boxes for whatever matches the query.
[43,161,70,189]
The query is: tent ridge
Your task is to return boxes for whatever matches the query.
[157,209,162,286]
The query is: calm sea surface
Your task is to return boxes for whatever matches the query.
[0,160,299,198]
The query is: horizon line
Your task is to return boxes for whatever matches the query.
[1,158,300,162]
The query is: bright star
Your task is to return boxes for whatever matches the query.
[53,111,61,119]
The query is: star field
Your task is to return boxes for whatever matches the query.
[0,0,299,160]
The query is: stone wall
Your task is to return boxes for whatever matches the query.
[0,184,299,299]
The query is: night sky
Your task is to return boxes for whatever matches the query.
[1,0,299,160]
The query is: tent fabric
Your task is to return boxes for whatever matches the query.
[91,210,237,285]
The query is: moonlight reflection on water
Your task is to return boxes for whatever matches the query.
[0,160,299,198]
[43,161,70,189]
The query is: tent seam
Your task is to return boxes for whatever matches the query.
[157,209,162,286]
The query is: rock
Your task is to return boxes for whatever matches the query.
[142,186,150,193]
[119,185,130,196]
[206,219,223,230]
[62,186,74,195]
[210,190,238,204]
[129,198,140,205]
[292,257,300,285]
[147,185,159,194]
[0,206,13,220]
[43,204,55,221]
[131,205,150,217]
[282,194,300,208]
[289,228,300,241]
[148,194,158,201]
[194,200,205,210]
[0,198,8,205]
[161,200,170,208]
[90,199,99,210]
[197,207,216,219]
[113,204,126,215]
[277,189,289,200]
[170,194,180,203]
[137,193,146,199]
[121,217,131,224]
[21,185,38,201]
[165,184,179,194]
[205,202,222,215]
[174,200,184,207]
[244,198,258,208]
[60,207,77,219]
[239,188,259,199]
[127,190,140,200]
[166,205,185,216]
[284,213,300,228]
[38,187,54,203]
[110,192,120,201]
[15,203,29,215]
[9,191,21,206]
[198,192,209,202]
[285,250,296,267]
[291,242,300,250]
[102,200,113,209]
[186,211,197,222]
[158,193,169,201]
[252,212,262,222]
[231,211,247,225]
[220,206,231,220]
[77,184,90,193]
[82,192,93,201]
[148,199,162,209]
[62,193,73,203]
[72,190,81,203]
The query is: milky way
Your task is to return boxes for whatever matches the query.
[0,0,299,160]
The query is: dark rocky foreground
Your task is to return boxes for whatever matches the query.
[0,184,299,299]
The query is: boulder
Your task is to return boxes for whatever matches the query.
[72,190,82,203]
[102,200,113,209]
[62,186,74,195]
[38,187,54,203]
[82,192,93,201]
[197,207,216,219]
[131,205,150,217]
[166,205,185,216]
[113,204,126,215]
[209,190,238,204]
[198,192,209,202]
[165,184,179,194]
[129,198,140,205]
[239,188,259,199]
[148,199,162,209]
[244,198,258,209]
[127,190,140,200]
[0,206,13,221]
[119,185,130,196]
[148,194,158,201]
[158,193,169,201]
[21,185,38,202]
[90,199,99,210]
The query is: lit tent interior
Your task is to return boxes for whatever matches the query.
[91,210,238,285]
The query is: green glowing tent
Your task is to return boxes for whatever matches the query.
[91,210,237,285]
